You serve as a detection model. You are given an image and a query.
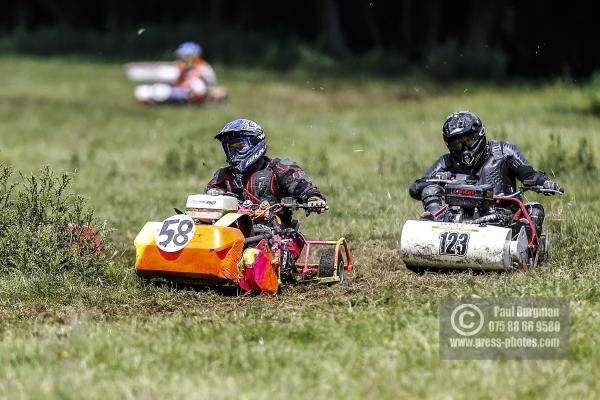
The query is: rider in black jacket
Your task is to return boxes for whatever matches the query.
[409,111,564,234]
[205,118,326,225]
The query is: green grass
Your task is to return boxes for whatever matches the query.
[1,55,600,399]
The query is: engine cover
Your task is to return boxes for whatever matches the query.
[186,194,238,223]
[445,183,494,209]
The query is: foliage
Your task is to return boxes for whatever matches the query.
[2,2,600,79]
[0,24,490,80]
[425,39,508,81]
[0,164,108,283]
[587,70,600,115]
[539,134,597,177]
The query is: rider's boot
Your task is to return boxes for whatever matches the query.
[527,202,545,237]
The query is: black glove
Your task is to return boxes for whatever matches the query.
[307,196,327,213]
[543,180,564,195]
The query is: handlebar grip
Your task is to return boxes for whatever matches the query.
[539,188,563,195]
[298,204,329,210]
[280,199,329,211]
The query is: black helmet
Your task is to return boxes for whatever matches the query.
[214,118,267,172]
[442,111,487,167]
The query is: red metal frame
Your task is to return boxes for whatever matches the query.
[433,204,448,218]
[433,195,540,263]
[433,195,539,251]
[493,195,539,252]
[238,201,353,280]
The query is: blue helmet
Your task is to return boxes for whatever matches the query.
[442,110,487,167]
[174,41,202,59]
[215,119,267,172]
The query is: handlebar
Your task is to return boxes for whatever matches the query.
[425,178,563,196]
[288,203,330,211]
[520,179,563,195]
[519,186,563,195]
[425,178,455,184]
[239,198,328,220]
[278,197,329,212]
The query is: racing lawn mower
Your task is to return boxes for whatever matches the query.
[124,62,228,104]
[134,193,352,294]
[400,176,562,272]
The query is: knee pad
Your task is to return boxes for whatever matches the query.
[421,184,444,199]
[527,202,545,234]
[421,184,445,213]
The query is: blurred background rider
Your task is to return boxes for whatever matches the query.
[134,41,226,103]
[172,41,217,101]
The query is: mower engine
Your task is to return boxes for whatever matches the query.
[185,194,238,224]
[445,183,494,210]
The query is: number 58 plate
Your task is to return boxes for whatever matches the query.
[155,214,196,252]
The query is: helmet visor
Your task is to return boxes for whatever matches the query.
[224,136,254,157]
[448,132,478,152]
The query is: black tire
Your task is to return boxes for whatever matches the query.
[406,265,427,274]
[537,232,550,264]
[280,250,295,282]
[318,248,345,284]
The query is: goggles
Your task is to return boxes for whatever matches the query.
[224,136,255,157]
[448,132,478,152]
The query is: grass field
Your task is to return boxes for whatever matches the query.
[1,56,600,399]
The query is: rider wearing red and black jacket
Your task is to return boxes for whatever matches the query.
[205,118,326,225]
[409,111,564,235]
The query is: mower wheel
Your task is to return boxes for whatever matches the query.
[538,232,550,264]
[406,265,428,274]
[318,248,345,284]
